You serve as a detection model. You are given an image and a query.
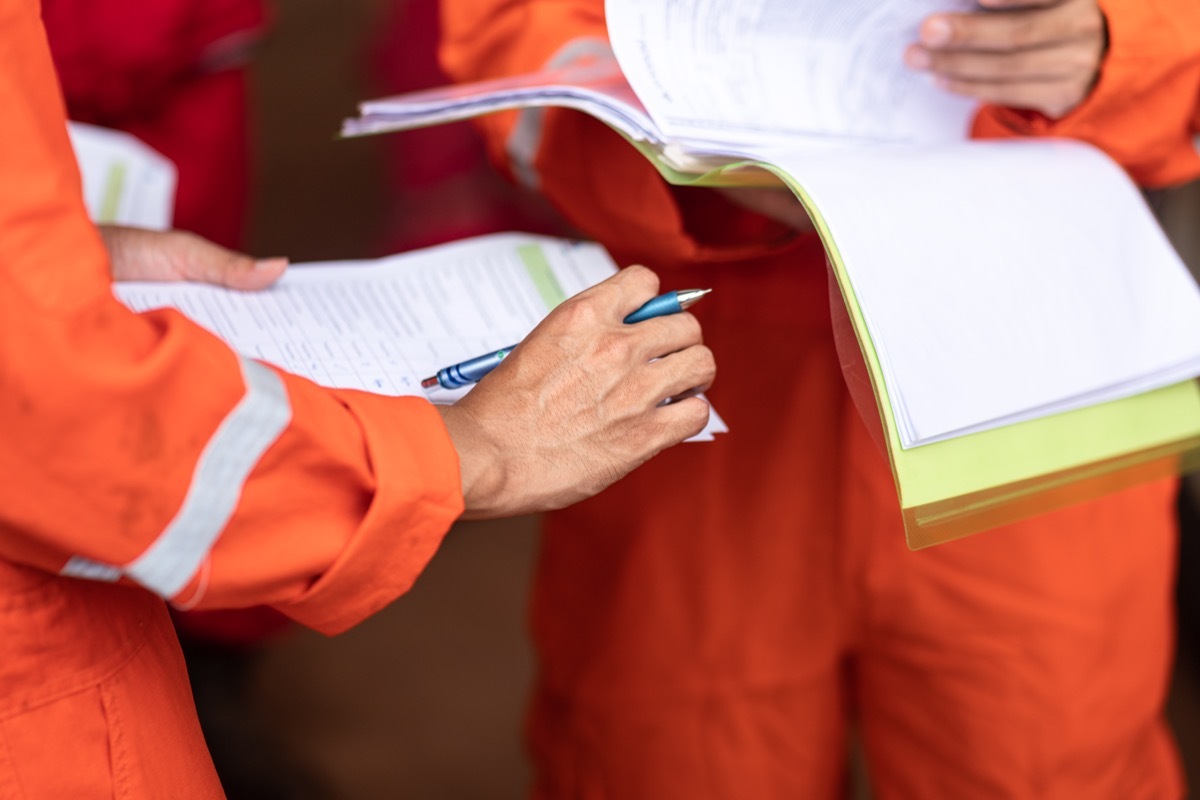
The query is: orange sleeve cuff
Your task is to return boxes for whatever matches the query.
[274,391,464,635]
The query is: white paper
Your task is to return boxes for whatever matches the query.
[347,59,663,146]
[605,0,976,148]
[761,141,1200,446]
[114,233,726,441]
[68,122,177,230]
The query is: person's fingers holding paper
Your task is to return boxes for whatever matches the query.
[905,0,1107,118]
[101,225,287,289]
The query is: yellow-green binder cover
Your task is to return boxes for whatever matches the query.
[646,152,1200,549]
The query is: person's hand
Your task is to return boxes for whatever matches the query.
[716,187,816,234]
[437,265,716,519]
[100,225,288,288]
[904,0,1107,119]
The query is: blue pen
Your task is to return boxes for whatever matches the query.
[421,288,711,391]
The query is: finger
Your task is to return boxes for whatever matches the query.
[649,395,711,445]
[608,264,662,318]
[626,312,704,360]
[100,226,183,282]
[905,42,1096,82]
[934,75,1090,117]
[642,344,716,402]
[176,232,288,290]
[561,264,661,328]
[978,0,1070,8]
[919,5,1099,52]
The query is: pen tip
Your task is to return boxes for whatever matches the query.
[421,375,439,389]
[677,288,712,309]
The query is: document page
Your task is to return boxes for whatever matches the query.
[763,141,1200,447]
[347,60,665,147]
[68,122,176,230]
[606,0,975,148]
[115,234,727,440]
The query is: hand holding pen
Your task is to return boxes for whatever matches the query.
[433,266,716,519]
[423,288,711,390]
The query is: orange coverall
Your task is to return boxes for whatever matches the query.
[0,2,463,795]
[441,1,1200,796]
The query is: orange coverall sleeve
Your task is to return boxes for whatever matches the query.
[975,0,1200,188]
[440,0,797,271]
[0,0,463,635]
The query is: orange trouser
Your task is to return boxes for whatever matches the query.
[527,244,1182,799]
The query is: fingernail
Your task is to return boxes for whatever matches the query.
[904,46,931,70]
[254,257,288,270]
[921,17,953,47]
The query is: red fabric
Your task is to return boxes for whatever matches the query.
[441,0,1197,796]
[42,0,269,248]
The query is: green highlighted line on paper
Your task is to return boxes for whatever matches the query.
[517,243,567,310]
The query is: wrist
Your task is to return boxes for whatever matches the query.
[435,403,509,519]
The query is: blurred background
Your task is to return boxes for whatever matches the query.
[246,3,1200,791]
[49,0,1200,796]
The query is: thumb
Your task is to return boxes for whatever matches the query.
[176,232,288,290]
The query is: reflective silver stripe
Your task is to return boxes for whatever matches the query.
[507,37,615,190]
[58,358,290,596]
[62,557,121,582]
[124,357,291,599]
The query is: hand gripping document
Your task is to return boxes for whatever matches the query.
[343,0,1200,548]
[113,234,728,443]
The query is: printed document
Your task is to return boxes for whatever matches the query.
[114,234,727,441]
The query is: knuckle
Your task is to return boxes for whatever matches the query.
[553,296,602,329]
[593,330,634,363]
[623,263,660,292]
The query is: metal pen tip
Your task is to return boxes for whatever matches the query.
[677,288,712,309]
